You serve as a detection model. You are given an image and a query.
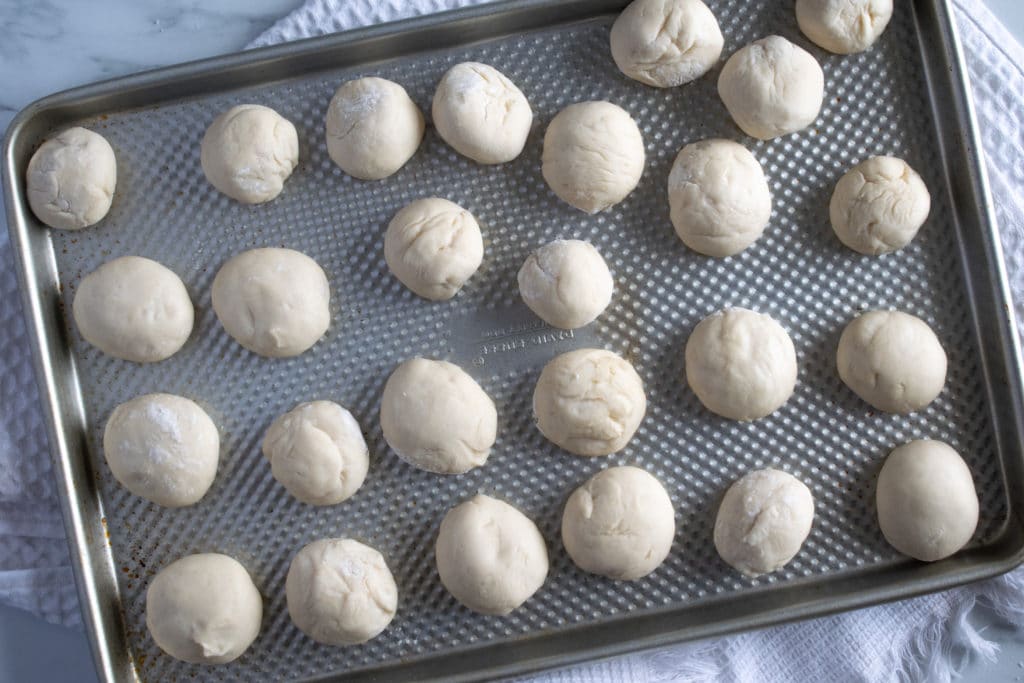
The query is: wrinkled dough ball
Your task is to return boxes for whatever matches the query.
[796,0,894,54]
[325,77,424,180]
[876,440,978,562]
[146,553,262,664]
[380,358,497,474]
[435,495,548,615]
[73,256,194,363]
[542,101,646,214]
[26,126,116,230]
[517,239,613,329]
[286,538,398,645]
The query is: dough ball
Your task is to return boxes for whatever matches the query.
[517,239,613,329]
[542,101,646,214]
[146,553,262,664]
[286,538,398,645]
[200,104,299,204]
[325,77,424,180]
[610,0,724,88]
[685,308,797,421]
[717,35,824,140]
[431,62,532,164]
[26,126,116,230]
[211,247,330,357]
[72,256,193,363]
[263,401,369,506]
[561,466,675,580]
[714,468,815,577]
[435,494,548,615]
[533,348,646,456]
[384,197,483,301]
[796,0,894,54]
[876,440,978,562]
[668,138,772,257]
[830,156,931,255]
[380,358,497,474]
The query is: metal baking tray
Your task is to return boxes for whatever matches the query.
[4,0,1024,681]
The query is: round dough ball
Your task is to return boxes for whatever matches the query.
[717,35,824,140]
[73,256,194,363]
[668,138,772,257]
[432,62,533,164]
[26,127,116,230]
[830,156,931,255]
[561,466,675,580]
[542,101,646,214]
[380,358,497,474]
[877,440,978,561]
[200,104,299,204]
[685,308,797,421]
[610,0,724,88]
[517,239,613,329]
[796,0,894,54]
[211,247,330,358]
[263,401,369,506]
[435,494,548,615]
[384,197,483,301]
[286,538,398,645]
[325,77,424,180]
[714,468,815,576]
[146,553,262,664]
[533,348,646,456]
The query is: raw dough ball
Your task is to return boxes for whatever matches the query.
[668,138,772,257]
[517,239,613,329]
[200,104,299,204]
[432,62,532,164]
[561,466,675,580]
[435,494,548,615]
[384,197,484,301]
[542,101,646,214]
[211,247,330,357]
[263,401,369,505]
[380,358,497,474]
[610,0,724,88]
[877,440,978,561]
[533,348,646,456]
[717,35,824,140]
[685,308,797,421]
[146,553,262,664]
[26,126,116,230]
[796,0,894,54]
[325,77,424,180]
[73,256,194,363]
[714,468,815,577]
[286,538,398,645]
[830,156,931,255]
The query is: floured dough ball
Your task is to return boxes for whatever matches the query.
[200,104,298,204]
[435,494,548,615]
[533,348,646,456]
[685,308,797,421]
[26,126,116,230]
[432,62,532,164]
[286,538,398,645]
[796,0,894,54]
[380,358,497,474]
[542,101,646,214]
[717,36,824,140]
[325,77,424,180]
[517,239,613,329]
[73,256,194,363]
[714,468,815,576]
[384,198,484,301]
[146,553,262,664]
[876,440,978,562]
[830,156,931,255]
[211,247,330,357]
[668,138,772,257]
[263,401,369,506]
